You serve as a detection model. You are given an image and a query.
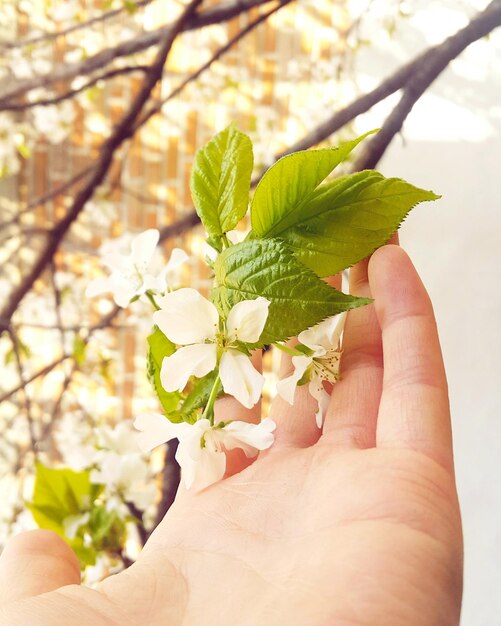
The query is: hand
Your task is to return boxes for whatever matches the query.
[0,245,463,626]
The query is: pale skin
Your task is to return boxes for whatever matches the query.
[0,245,463,625]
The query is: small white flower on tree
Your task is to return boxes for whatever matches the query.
[86,229,188,307]
[277,313,346,427]
[134,413,276,491]
[153,289,270,409]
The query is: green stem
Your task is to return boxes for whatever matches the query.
[221,233,231,249]
[146,291,160,311]
[201,373,221,426]
[273,343,304,357]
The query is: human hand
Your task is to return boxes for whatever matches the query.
[0,245,463,626]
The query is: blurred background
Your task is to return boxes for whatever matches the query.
[0,0,500,623]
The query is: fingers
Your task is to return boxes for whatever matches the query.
[322,257,382,448]
[322,233,399,447]
[0,530,80,605]
[368,245,454,470]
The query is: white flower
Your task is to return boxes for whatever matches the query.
[90,451,156,511]
[134,413,276,491]
[86,229,188,307]
[153,289,270,409]
[277,314,346,428]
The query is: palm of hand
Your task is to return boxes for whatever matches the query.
[0,247,463,626]
[119,441,460,626]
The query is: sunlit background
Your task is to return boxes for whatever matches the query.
[0,1,500,623]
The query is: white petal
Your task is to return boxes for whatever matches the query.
[160,344,217,392]
[298,313,346,356]
[85,276,111,298]
[154,288,219,344]
[175,420,226,490]
[276,355,312,405]
[308,379,331,428]
[219,349,264,409]
[130,229,159,269]
[133,412,191,452]
[221,418,276,458]
[165,247,189,273]
[226,297,270,343]
[63,512,90,540]
[110,277,140,307]
[101,252,131,274]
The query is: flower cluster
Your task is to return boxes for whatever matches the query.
[87,229,345,491]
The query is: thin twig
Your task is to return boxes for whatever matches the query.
[6,328,38,454]
[0,0,278,109]
[0,0,155,50]
[1,65,149,112]
[0,0,204,334]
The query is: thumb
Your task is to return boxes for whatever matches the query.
[0,530,81,606]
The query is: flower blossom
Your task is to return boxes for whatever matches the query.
[86,229,188,307]
[134,413,276,491]
[153,289,270,409]
[277,313,346,428]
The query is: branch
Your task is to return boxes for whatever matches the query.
[135,0,292,131]
[0,0,155,50]
[0,0,204,334]
[6,328,38,453]
[151,440,180,533]
[279,0,501,157]
[0,0,279,109]
[1,65,149,112]
[0,165,95,233]
[351,0,501,171]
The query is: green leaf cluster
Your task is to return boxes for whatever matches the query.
[190,125,439,345]
[148,125,439,418]
[27,463,125,567]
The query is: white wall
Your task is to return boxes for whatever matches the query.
[354,2,501,623]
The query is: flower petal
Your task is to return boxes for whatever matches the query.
[220,349,264,409]
[165,247,189,274]
[175,420,226,490]
[160,343,217,392]
[308,379,331,428]
[85,277,111,298]
[276,355,312,405]
[298,313,346,356]
[154,288,219,344]
[130,229,159,269]
[221,418,276,458]
[133,412,191,452]
[226,297,270,343]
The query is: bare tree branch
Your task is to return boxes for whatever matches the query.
[1,65,150,112]
[0,0,155,50]
[0,166,95,233]
[6,328,38,454]
[352,0,501,171]
[0,0,204,335]
[0,0,280,109]
[136,0,293,130]
[280,0,501,157]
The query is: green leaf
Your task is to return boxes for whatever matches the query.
[29,464,92,522]
[212,239,370,344]
[263,170,440,276]
[190,125,253,241]
[250,130,376,237]
[146,326,183,415]
[27,464,96,565]
[73,334,87,367]
[173,369,219,423]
